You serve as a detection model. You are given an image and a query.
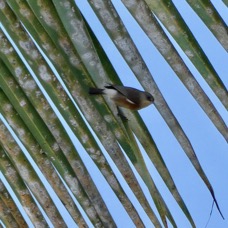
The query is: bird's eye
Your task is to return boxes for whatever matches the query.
[147,94,154,102]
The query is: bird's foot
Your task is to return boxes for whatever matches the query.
[117,106,128,121]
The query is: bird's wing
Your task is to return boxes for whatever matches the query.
[110,85,139,104]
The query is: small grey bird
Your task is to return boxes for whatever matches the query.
[89,84,154,111]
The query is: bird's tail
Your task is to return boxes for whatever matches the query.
[89,87,104,95]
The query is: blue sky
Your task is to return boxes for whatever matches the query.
[0,0,227,227]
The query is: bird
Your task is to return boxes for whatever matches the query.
[89,84,154,119]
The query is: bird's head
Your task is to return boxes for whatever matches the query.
[139,92,154,109]
[145,92,154,103]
